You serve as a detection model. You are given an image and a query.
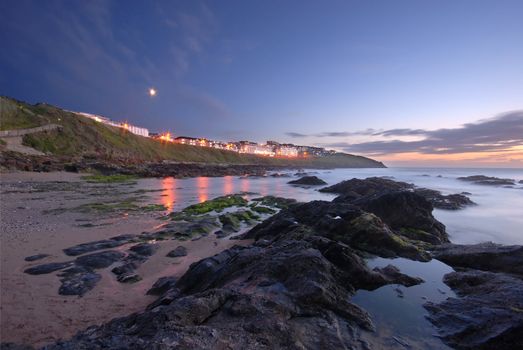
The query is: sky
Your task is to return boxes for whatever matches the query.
[1,0,522,167]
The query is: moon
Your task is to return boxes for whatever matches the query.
[149,88,157,97]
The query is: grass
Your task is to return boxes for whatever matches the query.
[82,174,138,183]
[1,96,384,168]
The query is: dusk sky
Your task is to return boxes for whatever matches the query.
[1,0,522,167]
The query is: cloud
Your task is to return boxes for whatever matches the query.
[285,129,379,138]
[320,111,523,155]
[285,132,308,138]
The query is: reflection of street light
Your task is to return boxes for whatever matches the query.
[149,88,157,97]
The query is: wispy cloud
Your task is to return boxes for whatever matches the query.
[287,111,523,157]
[317,111,523,155]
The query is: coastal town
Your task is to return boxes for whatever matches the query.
[78,111,336,158]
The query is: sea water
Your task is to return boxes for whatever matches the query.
[136,167,522,348]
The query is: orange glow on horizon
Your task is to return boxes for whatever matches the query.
[371,146,523,167]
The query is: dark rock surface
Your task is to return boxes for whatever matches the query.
[166,246,188,258]
[44,236,422,350]
[322,176,474,210]
[351,191,448,244]
[413,188,475,210]
[63,234,135,256]
[320,176,412,198]
[146,276,178,295]
[24,261,74,275]
[457,175,515,186]
[425,270,523,350]
[24,254,49,262]
[431,242,523,277]
[75,251,125,269]
[129,243,159,257]
[287,175,327,186]
[244,192,447,260]
[57,266,101,296]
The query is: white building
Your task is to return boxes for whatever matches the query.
[76,112,149,137]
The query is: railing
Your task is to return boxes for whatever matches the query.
[0,124,62,137]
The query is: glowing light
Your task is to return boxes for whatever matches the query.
[161,177,176,211]
[149,88,157,97]
[197,177,209,202]
[93,116,102,122]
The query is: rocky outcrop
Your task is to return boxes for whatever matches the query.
[457,175,515,186]
[431,243,523,277]
[425,243,523,349]
[44,237,422,350]
[321,176,474,210]
[351,191,448,244]
[412,188,475,210]
[288,176,327,186]
[425,270,523,350]
[243,199,440,261]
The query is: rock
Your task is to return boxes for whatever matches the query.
[322,177,474,210]
[75,251,125,269]
[24,261,74,275]
[166,246,187,258]
[117,273,142,283]
[129,243,159,256]
[320,177,413,197]
[251,195,297,209]
[373,264,424,286]
[288,176,327,186]
[413,188,475,210]
[146,276,178,296]
[431,243,523,276]
[44,237,422,350]
[425,270,523,350]
[24,254,49,262]
[457,175,515,186]
[350,190,448,244]
[243,200,431,261]
[519,180,523,184]
[63,235,135,256]
[57,267,101,296]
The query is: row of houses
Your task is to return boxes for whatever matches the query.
[163,136,335,158]
[74,111,334,158]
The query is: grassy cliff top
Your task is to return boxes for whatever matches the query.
[0,96,385,168]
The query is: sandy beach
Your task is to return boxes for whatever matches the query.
[0,171,249,347]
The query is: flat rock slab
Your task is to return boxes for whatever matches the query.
[431,242,523,276]
[24,261,74,275]
[75,251,125,269]
[166,246,187,258]
[24,254,50,262]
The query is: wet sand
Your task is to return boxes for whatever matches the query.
[0,171,249,347]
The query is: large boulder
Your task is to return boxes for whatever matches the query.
[244,200,432,261]
[351,190,448,244]
[288,176,327,186]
